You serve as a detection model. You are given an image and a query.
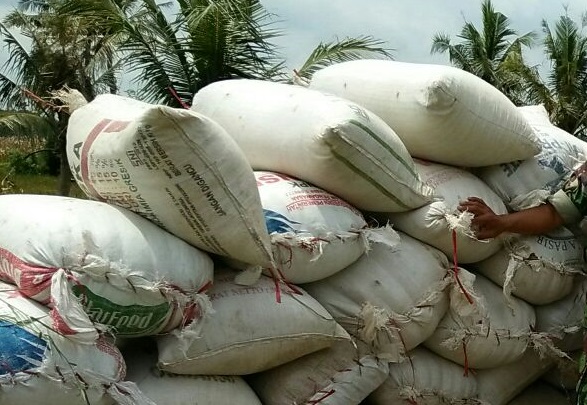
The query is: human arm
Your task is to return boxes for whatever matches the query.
[457,197,564,240]
[460,161,587,240]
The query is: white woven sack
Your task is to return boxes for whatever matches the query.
[366,347,481,405]
[477,104,587,210]
[67,93,273,268]
[124,342,262,405]
[476,350,555,405]
[474,230,584,305]
[308,60,540,167]
[508,382,572,405]
[0,194,213,341]
[157,267,349,375]
[191,79,433,212]
[247,339,389,405]
[0,282,154,405]
[382,159,507,263]
[535,279,587,352]
[424,273,537,369]
[303,232,452,362]
[255,171,398,283]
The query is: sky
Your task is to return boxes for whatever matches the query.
[259,0,586,75]
[0,0,585,78]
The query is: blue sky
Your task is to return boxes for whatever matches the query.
[260,0,587,76]
[0,0,585,79]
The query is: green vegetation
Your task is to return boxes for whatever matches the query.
[0,136,85,196]
[431,0,536,105]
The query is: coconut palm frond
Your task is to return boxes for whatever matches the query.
[0,110,56,139]
[295,36,393,82]
[430,0,534,100]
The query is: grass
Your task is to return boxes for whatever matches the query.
[0,137,86,198]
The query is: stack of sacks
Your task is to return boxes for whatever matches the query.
[303,231,453,362]
[123,339,263,405]
[304,61,587,401]
[0,282,153,405]
[190,78,434,213]
[419,270,569,403]
[62,91,400,402]
[66,93,274,271]
[0,194,214,342]
[8,60,585,403]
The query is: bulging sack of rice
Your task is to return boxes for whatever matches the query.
[366,347,480,405]
[191,79,433,212]
[254,171,398,284]
[303,232,451,362]
[124,340,262,405]
[308,59,540,167]
[67,93,273,268]
[0,194,214,341]
[157,267,349,375]
[477,105,587,210]
[473,230,584,305]
[535,279,587,352]
[424,272,538,369]
[247,339,389,405]
[0,282,154,405]
[379,159,507,263]
[476,350,555,405]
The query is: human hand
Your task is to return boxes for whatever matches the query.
[457,197,506,240]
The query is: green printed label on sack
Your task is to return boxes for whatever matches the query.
[72,285,170,336]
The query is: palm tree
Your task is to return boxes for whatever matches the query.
[0,0,125,194]
[540,13,587,137]
[430,0,535,104]
[504,12,587,138]
[59,0,288,106]
[60,0,393,107]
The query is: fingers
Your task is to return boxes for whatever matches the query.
[466,197,486,204]
[458,200,491,215]
[458,197,486,209]
[473,228,494,240]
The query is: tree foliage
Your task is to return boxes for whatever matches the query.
[59,0,393,107]
[0,0,126,194]
[540,13,587,137]
[431,0,535,104]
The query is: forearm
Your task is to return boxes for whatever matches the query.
[498,203,564,235]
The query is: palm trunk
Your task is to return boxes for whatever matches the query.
[57,142,72,196]
[56,114,72,196]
